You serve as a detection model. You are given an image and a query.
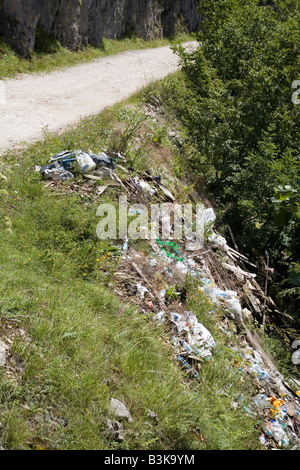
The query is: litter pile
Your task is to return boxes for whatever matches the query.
[113,213,300,449]
[228,343,300,449]
[114,246,216,383]
[36,149,119,182]
[36,148,300,449]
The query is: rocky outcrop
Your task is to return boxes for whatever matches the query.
[162,0,202,37]
[0,0,201,57]
[88,0,127,46]
[0,0,41,57]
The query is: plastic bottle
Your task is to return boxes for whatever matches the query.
[264,424,273,437]
[278,404,288,419]
[122,238,128,252]
[180,340,193,354]
[254,394,271,410]
[259,434,266,445]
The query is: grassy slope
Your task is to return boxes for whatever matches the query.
[0,34,193,80]
[0,82,262,450]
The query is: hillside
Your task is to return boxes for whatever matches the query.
[0,0,299,454]
[0,78,299,450]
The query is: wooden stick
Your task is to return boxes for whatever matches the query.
[262,252,269,327]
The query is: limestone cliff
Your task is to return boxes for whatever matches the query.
[0,0,201,57]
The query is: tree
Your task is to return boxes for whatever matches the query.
[174,0,300,319]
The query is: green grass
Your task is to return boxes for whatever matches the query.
[0,86,262,450]
[0,33,194,80]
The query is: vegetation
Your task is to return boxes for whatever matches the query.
[156,0,300,324]
[0,32,193,79]
[0,4,299,449]
[0,95,262,449]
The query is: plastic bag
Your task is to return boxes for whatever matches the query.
[224,291,244,324]
[203,208,216,226]
[76,151,96,173]
[91,152,116,169]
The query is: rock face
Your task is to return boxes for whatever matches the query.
[0,0,41,57]
[162,0,202,36]
[0,0,201,57]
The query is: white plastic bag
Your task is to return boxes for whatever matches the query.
[76,151,96,173]
[203,208,216,226]
[224,291,244,324]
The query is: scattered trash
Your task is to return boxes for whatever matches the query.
[90,152,116,170]
[136,283,149,301]
[155,311,165,323]
[40,160,74,182]
[259,434,266,445]
[175,261,188,276]
[39,149,118,182]
[169,310,215,360]
[156,239,184,261]
[36,142,300,449]
[133,177,156,196]
[122,238,129,252]
[123,176,157,198]
[232,345,300,448]
[177,355,201,380]
[148,410,159,423]
[199,280,245,325]
[203,208,216,226]
[208,232,229,250]
[224,291,244,325]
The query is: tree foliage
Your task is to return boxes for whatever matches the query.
[174,0,300,319]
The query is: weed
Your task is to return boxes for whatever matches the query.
[0,34,194,80]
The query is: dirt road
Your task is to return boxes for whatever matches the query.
[0,42,196,153]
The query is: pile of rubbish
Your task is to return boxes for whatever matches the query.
[37,147,300,449]
[36,148,177,206]
[169,310,215,356]
[36,149,119,182]
[228,344,300,449]
[114,245,216,383]
[114,215,300,449]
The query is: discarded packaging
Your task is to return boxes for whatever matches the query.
[169,310,215,359]
[40,161,74,182]
[40,149,117,181]
[90,152,116,170]
[203,208,216,226]
[76,151,96,173]
[133,177,156,196]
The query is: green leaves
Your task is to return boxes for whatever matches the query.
[173,0,300,319]
[272,185,300,227]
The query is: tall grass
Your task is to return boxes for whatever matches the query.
[0,33,193,80]
[0,88,261,450]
